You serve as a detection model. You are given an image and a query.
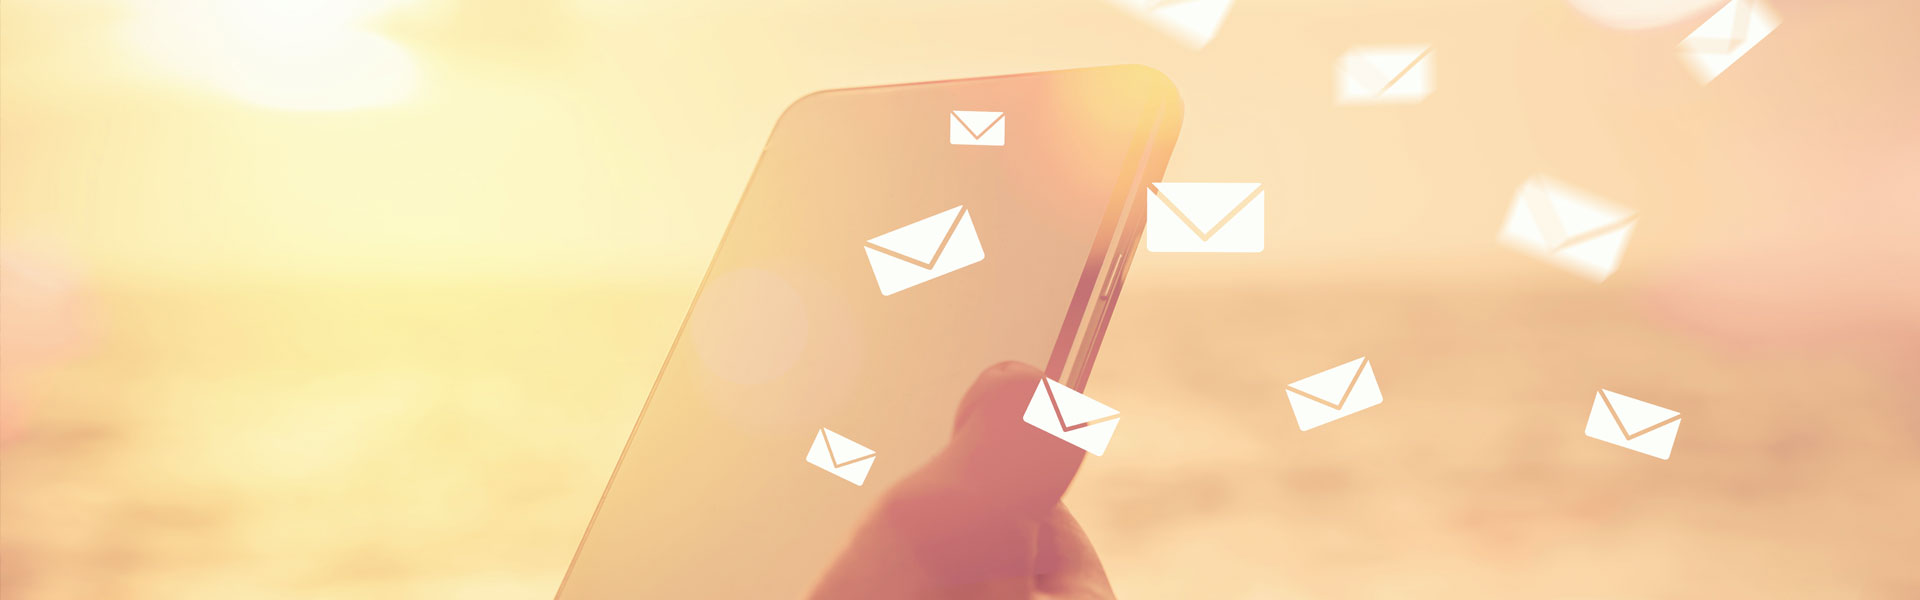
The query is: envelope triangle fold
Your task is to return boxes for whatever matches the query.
[867,206,964,265]
[951,111,1003,139]
[1679,0,1777,82]
[1541,181,1634,241]
[1687,0,1748,47]
[1600,390,1678,435]
[1145,0,1233,47]
[1353,47,1427,89]
[1047,381,1120,426]
[821,427,874,465]
[1289,357,1366,406]
[1555,224,1635,276]
[1151,183,1261,235]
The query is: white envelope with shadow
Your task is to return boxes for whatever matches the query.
[864,205,985,296]
[806,428,877,485]
[1584,390,1680,459]
[1023,377,1120,456]
[1146,182,1264,253]
[1286,357,1384,431]
[1498,175,1637,282]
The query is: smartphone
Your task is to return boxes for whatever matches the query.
[555,65,1183,598]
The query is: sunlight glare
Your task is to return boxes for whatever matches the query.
[126,0,422,111]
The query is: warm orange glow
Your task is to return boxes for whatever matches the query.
[123,0,421,110]
[3,0,1917,598]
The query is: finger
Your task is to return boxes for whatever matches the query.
[809,362,1093,599]
[933,360,1088,518]
[1033,505,1113,598]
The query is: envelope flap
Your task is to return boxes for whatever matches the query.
[1345,45,1430,87]
[867,206,965,265]
[1289,357,1367,404]
[1600,390,1678,435]
[1686,0,1745,42]
[820,428,874,463]
[1144,0,1234,44]
[1684,0,1776,47]
[951,111,1003,137]
[1045,380,1119,426]
[1532,176,1634,240]
[1151,183,1262,235]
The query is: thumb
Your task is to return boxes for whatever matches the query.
[930,360,1088,518]
[809,361,1092,599]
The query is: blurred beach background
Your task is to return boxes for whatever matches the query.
[3,0,1917,598]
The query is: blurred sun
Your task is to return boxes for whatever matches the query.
[123,0,423,111]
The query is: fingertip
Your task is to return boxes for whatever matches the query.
[934,360,1085,516]
[952,360,1043,436]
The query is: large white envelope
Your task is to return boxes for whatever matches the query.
[950,110,1005,146]
[1022,377,1120,456]
[1109,0,1235,49]
[1498,175,1637,282]
[1336,45,1435,105]
[806,427,877,485]
[1584,390,1680,459]
[1285,357,1383,431]
[864,205,986,296]
[1679,0,1779,84]
[1145,182,1264,253]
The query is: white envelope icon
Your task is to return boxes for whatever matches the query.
[1145,182,1264,253]
[1584,390,1680,459]
[1022,377,1120,456]
[1498,175,1637,282]
[950,110,1005,146]
[1285,357,1383,431]
[1336,45,1435,105]
[806,427,877,485]
[1110,0,1235,49]
[864,205,986,296]
[1679,0,1779,84]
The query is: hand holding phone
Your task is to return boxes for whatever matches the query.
[810,361,1113,599]
[557,66,1181,599]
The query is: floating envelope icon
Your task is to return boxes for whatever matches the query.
[1111,0,1236,49]
[864,205,986,296]
[1145,182,1265,253]
[806,427,877,485]
[1285,357,1383,431]
[1336,45,1435,105]
[1498,175,1637,282]
[1584,390,1681,459]
[1023,377,1121,455]
[950,110,1005,146]
[1679,0,1779,83]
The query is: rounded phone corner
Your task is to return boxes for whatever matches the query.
[1105,64,1185,115]
[769,88,836,131]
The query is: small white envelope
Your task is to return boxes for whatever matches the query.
[864,205,986,296]
[1336,45,1435,105]
[1679,0,1779,84]
[806,427,877,485]
[1110,0,1236,49]
[1285,357,1383,431]
[1584,390,1680,459]
[1498,175,1637,282]
[1145,183,1264,253]
[1022,377,1120,456]
[950,110,1005,146]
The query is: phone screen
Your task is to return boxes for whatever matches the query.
[557,66,1181,598]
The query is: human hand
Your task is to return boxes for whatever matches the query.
[809,361,1113,599]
